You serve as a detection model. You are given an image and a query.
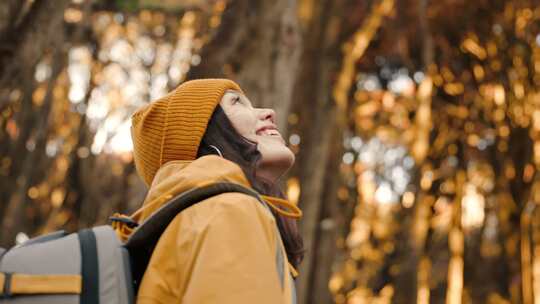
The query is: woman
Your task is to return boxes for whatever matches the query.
[129,79,303,303]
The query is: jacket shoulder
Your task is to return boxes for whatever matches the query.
[175,191,276,233]
[137,191,284,304]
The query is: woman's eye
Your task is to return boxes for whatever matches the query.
[232,96,241,104]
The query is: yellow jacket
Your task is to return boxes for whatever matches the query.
[128,155,299,304]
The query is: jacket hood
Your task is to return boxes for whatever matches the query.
[134,155,252,222]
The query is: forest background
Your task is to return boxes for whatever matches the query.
[1,0,539,303]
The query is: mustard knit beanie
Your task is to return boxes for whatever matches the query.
[131,78,243,186]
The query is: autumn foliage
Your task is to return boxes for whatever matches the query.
[0,0,539,303]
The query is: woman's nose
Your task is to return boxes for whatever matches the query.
[258,108,276,124]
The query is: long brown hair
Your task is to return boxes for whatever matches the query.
[197,105,304,268]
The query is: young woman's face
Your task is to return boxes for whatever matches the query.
[219,89,295,181]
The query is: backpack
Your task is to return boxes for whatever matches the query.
[0,182,264,303]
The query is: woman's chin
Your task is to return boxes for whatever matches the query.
[276,149,295,168]
[256,143,295,180]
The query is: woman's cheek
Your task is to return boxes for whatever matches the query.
[237,115,257,137]
[229,115,256,140]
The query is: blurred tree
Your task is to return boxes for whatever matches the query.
[328,0,540,303]
[186,0,301,134]
[290,1,394,302]
[0,0,70,244]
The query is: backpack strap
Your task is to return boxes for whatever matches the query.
[124,182,262,288]
[78,229,99,304]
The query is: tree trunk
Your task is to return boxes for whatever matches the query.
[1,44,66,245]
[0,0,70,111]
[309,121,350,303]
[0,0,25,37]
[186,0,301,133]
[0,0,70,225]
[290,0,380,302]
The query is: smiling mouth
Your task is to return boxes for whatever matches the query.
[257,129,281,137]
[256,127,286,144]
[256,126,281,137]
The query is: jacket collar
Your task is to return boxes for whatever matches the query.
[135,155,253,222]
[134,155,302,222]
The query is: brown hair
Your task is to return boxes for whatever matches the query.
[197,105,304,268]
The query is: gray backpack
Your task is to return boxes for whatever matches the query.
[0,182,263,303]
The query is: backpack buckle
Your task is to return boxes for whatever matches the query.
[109,214,139,242]
[109,215,139,229]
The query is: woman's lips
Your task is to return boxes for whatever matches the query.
[256,125,280,136]
[256,126,286,144]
